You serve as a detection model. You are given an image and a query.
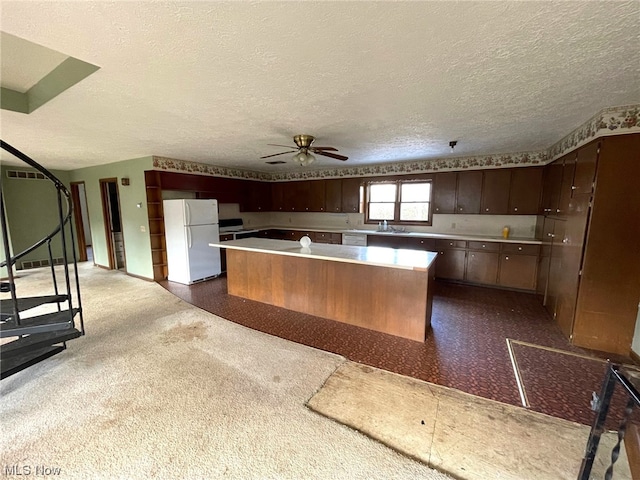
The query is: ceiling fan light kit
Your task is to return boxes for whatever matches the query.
[261,134,348,166]
[293,150,315,166]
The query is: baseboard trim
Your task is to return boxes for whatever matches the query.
[126,271,154,282]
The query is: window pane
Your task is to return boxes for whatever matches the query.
[369,203,395,220]
[400,202,430,221]
[401,182,431,202]
[369,184,397,202]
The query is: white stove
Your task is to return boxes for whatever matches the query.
[219,218,261,239]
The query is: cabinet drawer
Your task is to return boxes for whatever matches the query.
[436,239,467,249]
[468,241,500,252]
[220,234,234,242]
[501,243,540,255]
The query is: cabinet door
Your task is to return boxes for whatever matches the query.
[242,181,271,212]
[433,172,457,214]
[456,171,482,214]
[341,178,361,213]
[541,160,564,215]
[557,154,576,217]
[572,141,599,196]
[324,179,342,212]
[481,169,511,214]
[284,181,310,211]
[465,250,499,285]
[545,219,566,323]
[271,183,285,211]
[498,254,538,290]
[435,249,466,280]
[308,180,326,212]
[509,167,543,214]
[538,217,555,300]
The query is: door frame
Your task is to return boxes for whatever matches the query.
[70,181,90,263]
[99,178,124,270]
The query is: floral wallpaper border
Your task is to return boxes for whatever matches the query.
[153,104,640,182]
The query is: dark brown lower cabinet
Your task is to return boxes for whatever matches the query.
[466,250,499,285]
[498,253,538,290]
[434,239,467,281]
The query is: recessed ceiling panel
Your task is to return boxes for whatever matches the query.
[0,32,68,92]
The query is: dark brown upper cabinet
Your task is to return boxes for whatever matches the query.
[541,159,564,215]
[508,166,543,215]
[557,153,577,217]
[324,179,343,212]
[481,169,511,215]
[308,180,326,212]
[456,170,483,214]
[432,172,457,214]
[270,182,285,211]
[341,177,362,213]
[283,181,310,211]
[572,141,599,196]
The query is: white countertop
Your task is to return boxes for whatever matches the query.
[211,238,438,272]
[251,226,542,245]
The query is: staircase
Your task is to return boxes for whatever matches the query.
[1,140,84,379]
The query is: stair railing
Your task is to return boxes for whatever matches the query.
[0,140,84,335]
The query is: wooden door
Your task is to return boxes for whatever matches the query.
[433,172,457,214]
[573,134,640,354]
[435,249,466,280]
[456,171,482,214]
[481,169,511,214]
[537,217,555,300]
[546,219,566,326]
[555,193,591,340]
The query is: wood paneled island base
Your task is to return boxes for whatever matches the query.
[221,240,437,342]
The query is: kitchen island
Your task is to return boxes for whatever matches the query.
[210,238,438,342]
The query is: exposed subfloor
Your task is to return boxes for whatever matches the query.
[160,276,636,427]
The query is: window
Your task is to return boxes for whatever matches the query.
[366,180,432,224]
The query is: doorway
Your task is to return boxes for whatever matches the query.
[70,182,92,262]
[99,178,126,270]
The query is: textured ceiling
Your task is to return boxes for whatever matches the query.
[1,1,638,172]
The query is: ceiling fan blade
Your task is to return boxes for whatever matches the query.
[316,151,348,161]
[260,150,296,159]
[311,146,338,152]
[267,144,296,149]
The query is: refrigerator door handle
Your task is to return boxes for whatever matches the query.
[187,226,192,248]
[185,202,191,225]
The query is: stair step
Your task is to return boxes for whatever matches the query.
[1,345,66,380]
[0,295,69,316]
[0,328,81,359]
[0,308,80,338]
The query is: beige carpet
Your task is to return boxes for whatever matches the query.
[307,362,632,480]
[0,264,451,479]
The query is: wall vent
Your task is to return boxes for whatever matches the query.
[6,170,46,180]
[20,258,65,270]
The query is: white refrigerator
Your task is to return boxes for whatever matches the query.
[163,199,221,284]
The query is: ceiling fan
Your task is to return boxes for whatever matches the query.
[261,134,348,166]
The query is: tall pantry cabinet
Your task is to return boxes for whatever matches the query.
[539,133,640,355]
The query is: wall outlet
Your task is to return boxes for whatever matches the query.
[140,225,146,232]
[451,222,456,229]
[288,217,292,223]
